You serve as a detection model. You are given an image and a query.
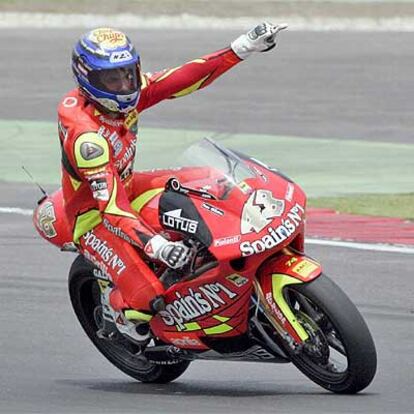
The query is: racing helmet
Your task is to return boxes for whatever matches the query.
[72,27,141,113]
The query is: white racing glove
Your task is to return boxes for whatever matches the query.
[231,22,288,60]
[144,235,191,269]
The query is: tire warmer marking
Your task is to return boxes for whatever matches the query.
[271,274,309,342]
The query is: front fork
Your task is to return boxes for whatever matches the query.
[255,250,322,349]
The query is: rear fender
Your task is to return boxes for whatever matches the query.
[256,252,322,344]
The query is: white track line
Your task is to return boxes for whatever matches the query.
[1,12,414,31]
[1,206,413,254]
[306,238,414,254]
[0,207,34,216]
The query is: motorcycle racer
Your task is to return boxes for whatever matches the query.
[34,23,287,343]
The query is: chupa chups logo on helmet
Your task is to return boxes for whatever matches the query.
[159,282,237,330]
[240,203,305,257]
[241,189,285,234]
[162,209,198,234]
[89,28,127,49]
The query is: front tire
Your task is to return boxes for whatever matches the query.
[68,255,190,383]
[283,274,377,394]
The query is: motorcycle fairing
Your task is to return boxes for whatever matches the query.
[257,252,322,344]
[150,262,254,349]
[159,190,213,246]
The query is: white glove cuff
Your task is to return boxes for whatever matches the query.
[231,35,253,60]
[144,234,167,259]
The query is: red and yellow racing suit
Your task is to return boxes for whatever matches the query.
[54,47,241,314]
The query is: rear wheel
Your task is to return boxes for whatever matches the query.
[68,255,190,383]
[282,274,377,393]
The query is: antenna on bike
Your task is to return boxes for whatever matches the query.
[21,165,48,203]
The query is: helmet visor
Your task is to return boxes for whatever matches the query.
[89,64,141,95]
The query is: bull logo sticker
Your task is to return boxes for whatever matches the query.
[241,190,285,234]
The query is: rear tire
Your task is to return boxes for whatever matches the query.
[68,255,190,383]
[283,274,377,394]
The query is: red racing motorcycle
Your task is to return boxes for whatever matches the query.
[62,138,376,393]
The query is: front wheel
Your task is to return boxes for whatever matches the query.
[283,274,377,394]
[68,255,191,383]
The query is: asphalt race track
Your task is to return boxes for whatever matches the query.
[0,29,413,413]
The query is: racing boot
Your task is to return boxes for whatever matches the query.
[96,280,119,341]
[97,283,153,344]
[114,309,153,345]
[114,295,166,344]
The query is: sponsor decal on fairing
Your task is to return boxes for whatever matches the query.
[252,166,268,182]
[202,203,224,216]
[238,181,252,194]
[226,274,249,287]
[213,235,241,247]
[167,334,206,349]
[162,209,199,234]
[159,282,237,330]
[292,260,319,279]
[265,292,287,325]
[239,203,305,257]
[285,183,295,202]
[241,189,285,235]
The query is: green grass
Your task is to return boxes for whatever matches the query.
[308,193,414,221]
[0,119,412,221]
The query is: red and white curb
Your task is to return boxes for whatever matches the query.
[2,206,414,254]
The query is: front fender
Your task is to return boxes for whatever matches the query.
[256,252,322,345]
[260,252,322,283]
